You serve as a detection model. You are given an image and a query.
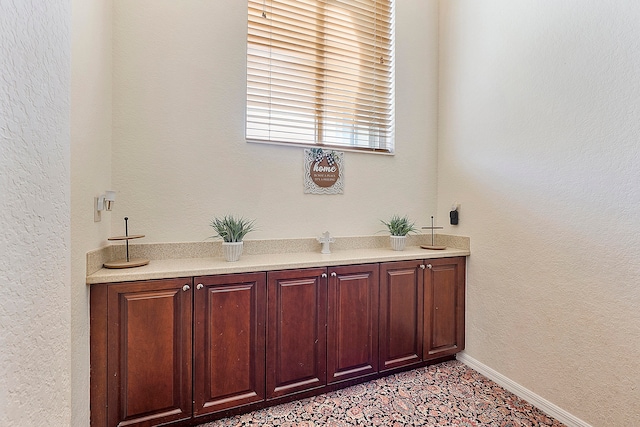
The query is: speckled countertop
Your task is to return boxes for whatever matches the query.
[86,234,470,285]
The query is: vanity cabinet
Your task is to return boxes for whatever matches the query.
[90,278,193,427]
[378,257,466,371]
[423,257,465,360]
[379,261,424,372]
[265,263,380,398]
[192,273,266,416]
[90,256,465,427]
[266,267,327,399]
[91,274,266,427]
[326,264,379,384]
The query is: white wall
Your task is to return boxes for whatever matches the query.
[14,1,635,426]
[0,1,72,426]
[438,1,640,425]
[110,0,440,242]
[70,0,113,424]
[62,2,438,425]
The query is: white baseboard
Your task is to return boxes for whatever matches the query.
[456,353,592,427]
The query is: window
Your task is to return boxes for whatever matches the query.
[247,0,395,153]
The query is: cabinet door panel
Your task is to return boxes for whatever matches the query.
[379,261,423,372]
[424,257,465,359]
[107,278,192,427]
[327,264,379,383]
[193,273,266,415]
[267,268,327,399]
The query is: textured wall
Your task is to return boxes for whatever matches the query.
[438,1,640,425]
[111,0,440,242]
[0,1,72,426]
[70,0,113,424]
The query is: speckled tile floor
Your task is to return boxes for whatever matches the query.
[197,360,566,427]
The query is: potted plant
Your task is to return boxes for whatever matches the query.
[210,214,256,261]
[381,214,417,251]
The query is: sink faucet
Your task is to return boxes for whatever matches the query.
[317,231,335,254]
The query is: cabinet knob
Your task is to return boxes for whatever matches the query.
[182,284,190,291]
[427,264,432,269]
[420,264,426,270]
[331,272,337,277]
[321,273,327,278]
[196,283,204,290]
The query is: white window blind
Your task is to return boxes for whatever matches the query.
[247,0,395,153]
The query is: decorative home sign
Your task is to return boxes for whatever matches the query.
[304,148,344,194]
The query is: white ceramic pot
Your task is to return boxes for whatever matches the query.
[222,241,244,262]
[389,235,407,251]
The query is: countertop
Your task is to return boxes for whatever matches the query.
[86,235,470,285]
[87,246,469,285]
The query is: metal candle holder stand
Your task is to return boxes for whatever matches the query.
[103,217,150,269]
[421,216,446,250]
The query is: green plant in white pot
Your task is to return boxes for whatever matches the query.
[381,214,417,251]
[210,215,256,261]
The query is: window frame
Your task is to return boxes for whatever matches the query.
[246,0,396,154]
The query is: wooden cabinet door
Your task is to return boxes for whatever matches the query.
[423,257,466,360]
[327,264,379,384]
[379,261,424,372]
[266,268,327,399]
[106,278,192,427]
[193,273,266,416]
